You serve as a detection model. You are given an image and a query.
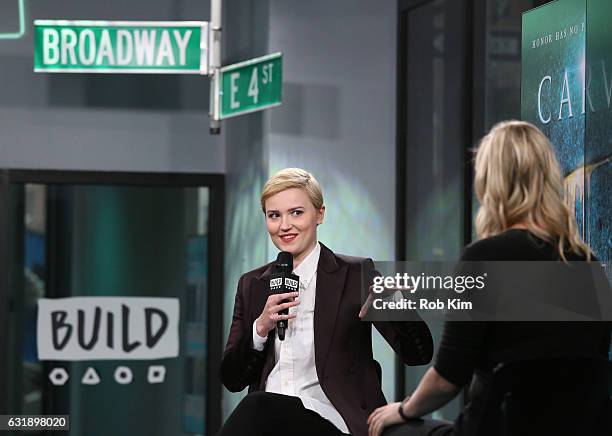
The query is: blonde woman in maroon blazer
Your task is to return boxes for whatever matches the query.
[216,168,433,436]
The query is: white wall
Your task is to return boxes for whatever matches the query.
[220,0,399,419]
[267,0,398,401]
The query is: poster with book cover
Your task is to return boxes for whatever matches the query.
[522,0,611,275]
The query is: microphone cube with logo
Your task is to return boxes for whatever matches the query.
[268,270,299,340]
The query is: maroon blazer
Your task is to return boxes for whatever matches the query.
[220,243,433,436]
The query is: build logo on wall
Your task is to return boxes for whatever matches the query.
[521,0,611,272]
[37,297,180,386]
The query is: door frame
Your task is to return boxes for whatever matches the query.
[395,0,475,401]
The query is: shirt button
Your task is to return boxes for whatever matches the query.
[361,400,368,410]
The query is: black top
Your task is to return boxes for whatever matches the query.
[434,229,611,387]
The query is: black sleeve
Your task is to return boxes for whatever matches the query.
[433,321,487,387]
[433,244,488,387]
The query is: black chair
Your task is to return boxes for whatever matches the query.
[470,357,611,436]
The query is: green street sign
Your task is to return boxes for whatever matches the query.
[34,20,208,74]
[218,52,282,119]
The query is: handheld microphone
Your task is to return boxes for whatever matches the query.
[269,251,299,340]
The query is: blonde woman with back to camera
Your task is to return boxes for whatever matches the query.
[367,120,611,436]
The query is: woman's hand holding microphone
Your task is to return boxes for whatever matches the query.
[255,292,300,337]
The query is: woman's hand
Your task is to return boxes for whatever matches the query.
[367,402,405,436]
[255,292,300,337]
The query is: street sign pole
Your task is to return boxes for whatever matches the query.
[209,0,222,134]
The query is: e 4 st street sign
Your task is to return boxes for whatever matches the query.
[34,20,208,74]
[217,52,282,119]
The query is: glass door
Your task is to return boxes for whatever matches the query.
[1,171,223,436]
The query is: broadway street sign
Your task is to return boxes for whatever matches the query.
[217,52,282,119]
[34,20,208,74]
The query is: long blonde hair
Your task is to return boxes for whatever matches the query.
[474,120,591,260]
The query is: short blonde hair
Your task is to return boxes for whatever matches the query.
[474,120,591,260]
[261,168,324,212]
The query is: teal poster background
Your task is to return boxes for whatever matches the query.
[522,0,610,274]
[521,0,585,176]
[585,0,611,275]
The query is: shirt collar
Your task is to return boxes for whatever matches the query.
[293,242,320,289]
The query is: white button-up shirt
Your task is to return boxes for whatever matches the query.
[252,243,349,433]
